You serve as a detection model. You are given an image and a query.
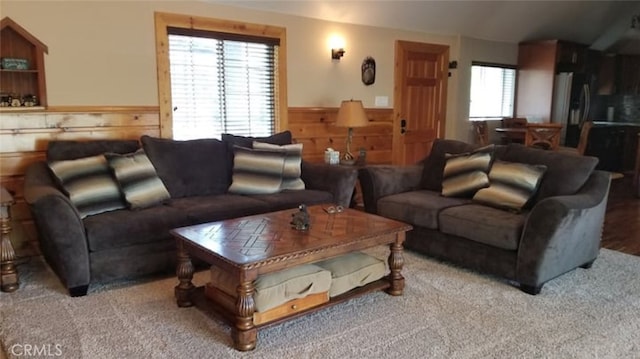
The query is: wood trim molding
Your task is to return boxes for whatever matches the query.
[154,12,288,139]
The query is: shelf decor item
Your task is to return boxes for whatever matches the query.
[0,57,29,70]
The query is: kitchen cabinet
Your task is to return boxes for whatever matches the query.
[596,54,616,95]
[515,40,590,123]
[0,17,48,110]
[616,55,640,95]
[577,123,640,173]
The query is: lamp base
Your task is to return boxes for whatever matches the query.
[340,159,356,166]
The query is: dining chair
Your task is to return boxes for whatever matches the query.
[558,121,593,155]
[472,120,489,146]
[500,117,528,144]
[524,123,563,150]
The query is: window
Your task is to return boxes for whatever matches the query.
[154,13,287,139]
[469,63,516,119]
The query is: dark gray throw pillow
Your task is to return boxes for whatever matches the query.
[140,136,230,198]
[47,140,140,161]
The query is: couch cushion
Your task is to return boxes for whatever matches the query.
[441,145,493,197]
[250,190,334,212]
[221,130,293,149]
[500,143,598,200]
[210,263,332,312]
[253,141,305,191]
[167,194,271,223]
[314,252,387,297]
[420,139,477,191]
[47,140,140,161]
[48,155,126,218]
[105,150,171,209]
[228,146,287,195]
[377,190,471,229]
[438,204,526,250]
[140,135,230,198]
[473,160,546,212]
[84,205,192,251]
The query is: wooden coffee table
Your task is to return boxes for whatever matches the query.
[170,204,412,351]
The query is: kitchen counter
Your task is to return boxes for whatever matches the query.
[592,121,640,127]
[566,122,640,172]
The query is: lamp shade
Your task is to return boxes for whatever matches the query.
[335,100,369,128]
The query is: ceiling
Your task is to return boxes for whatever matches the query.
[213,1,640,54]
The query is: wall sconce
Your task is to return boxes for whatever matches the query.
[331,48,345,60]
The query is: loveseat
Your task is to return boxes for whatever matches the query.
[359,139,611,295]
[23,131,358,296]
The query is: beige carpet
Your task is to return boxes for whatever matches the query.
[1,247,639,359]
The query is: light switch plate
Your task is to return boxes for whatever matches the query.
[374,96,389,107]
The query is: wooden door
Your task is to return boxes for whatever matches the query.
[392,40,449,165]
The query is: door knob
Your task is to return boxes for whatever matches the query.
[400,119,407,134]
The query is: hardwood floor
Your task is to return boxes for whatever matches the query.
[601,174,640,256]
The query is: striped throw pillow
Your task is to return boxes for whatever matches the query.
[105,150,171,210]
[252,141,305,191]
[228,146,286,195]
[473,160,547,212]
[48,155,126,218]
[441,145,494,197]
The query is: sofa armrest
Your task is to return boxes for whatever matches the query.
[516,170,611,286]
[24,162,91,293]
[358,165,423,214]
[301,162,358,208]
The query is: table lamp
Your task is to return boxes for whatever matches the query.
[335,99,369,165]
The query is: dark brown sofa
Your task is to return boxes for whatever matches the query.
[23,132,357,296]
[359,139,611,295]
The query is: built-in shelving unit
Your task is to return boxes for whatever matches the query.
[0,17,48,110]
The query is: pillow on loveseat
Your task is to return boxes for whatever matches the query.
[140,136,230,198]
[441,145,494,197]
[420,139,477,191]
[473,160,546,212]
[105,150,171,210]
[48,155,126,218]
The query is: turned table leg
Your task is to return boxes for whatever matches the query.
[1,187,18,293]
[233,279,257,351]
[387,233,405,296]
[175,240,195,307]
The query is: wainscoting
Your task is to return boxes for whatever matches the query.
[0,106,161,256]
[0,106,393,256]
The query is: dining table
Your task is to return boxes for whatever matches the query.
[495,127,526,144]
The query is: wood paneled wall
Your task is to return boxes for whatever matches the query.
[0,106,393,257]
[289,107,394,164]
[0,106,161,256]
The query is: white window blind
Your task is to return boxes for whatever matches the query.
[168,31,277,140]
[469,64,516,119]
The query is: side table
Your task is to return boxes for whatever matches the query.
[1,186,19,292]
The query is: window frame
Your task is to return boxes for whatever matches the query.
[469,61,517,121]
[154,12,288,138]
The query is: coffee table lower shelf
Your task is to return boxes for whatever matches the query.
[191,276,392,332]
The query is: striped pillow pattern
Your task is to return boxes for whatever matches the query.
[48,155,126,218]
[228,146,286,195]
[106,150,171,210]
[252,141,305,191]
[473,160,547,212]
[441,145,494,197]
